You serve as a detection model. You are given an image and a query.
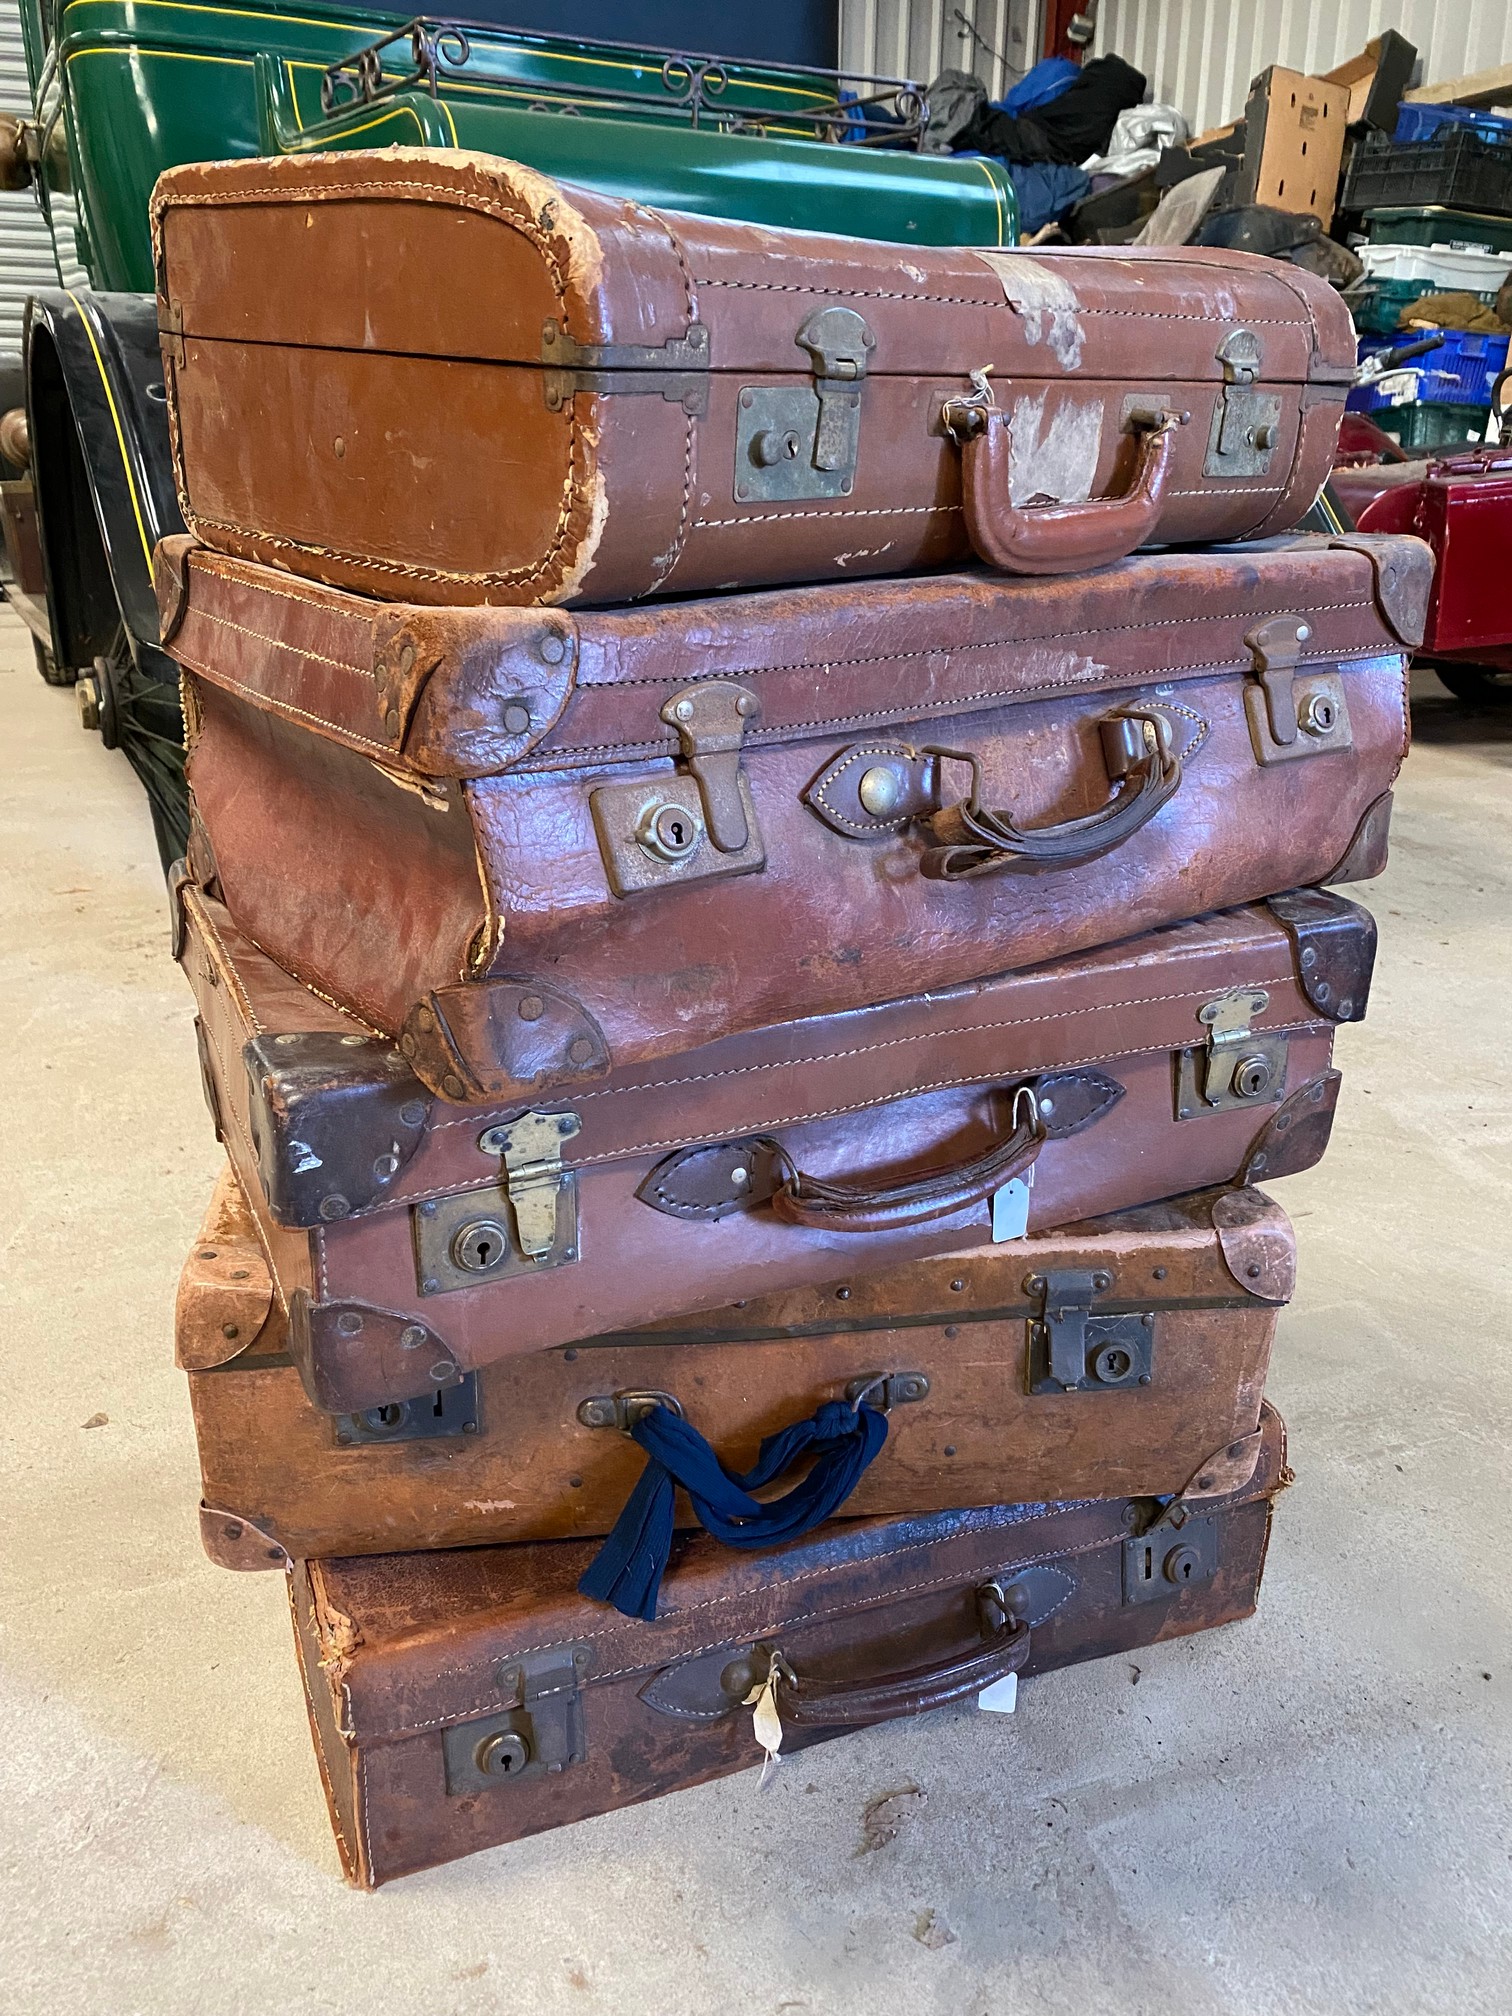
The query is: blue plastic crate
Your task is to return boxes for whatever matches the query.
[1349,328,1510,411]
[1395,103,1512,146]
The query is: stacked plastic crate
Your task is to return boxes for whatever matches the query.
[1343,103,1512,449]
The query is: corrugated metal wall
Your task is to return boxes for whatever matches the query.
[0,0,72,377]
[1094,1,1512,138]
[840,0,1043,101]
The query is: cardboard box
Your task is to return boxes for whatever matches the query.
[1242,67,1349,224]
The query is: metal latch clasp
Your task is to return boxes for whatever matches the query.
[478,1109,580,1260]
[1023,1268,1153,1394]
[590,679,766,897]
[1205,326,1282,477]
[735,305,876,502]
[1175,987,1290,1118]
[577,1390,683,1432]
[1243,615,1353,764]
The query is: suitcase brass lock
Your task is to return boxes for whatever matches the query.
[591,679,766,897]
[1176,987,1291,1119]
[442,1647,589,1795]
[734,305,875,501]
[411,1110,581,1295]
[1122,1502,1218,1604]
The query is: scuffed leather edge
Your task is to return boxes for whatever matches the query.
[1210,1187,1296,1305]
[1238,1069,1341,1186]
[1328,532,1433,648]
[1266,886,1377,1022]
[175,1164,274,1367]
[1324,791,1392,886]
[199,1503,290,1571]
[288,1288,462,1416]
[401,978,611,1105]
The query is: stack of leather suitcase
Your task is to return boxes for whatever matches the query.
[149,150,1428,1885]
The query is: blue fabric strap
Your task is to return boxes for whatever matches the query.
[578,1399,890,1620]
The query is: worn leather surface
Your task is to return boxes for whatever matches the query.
[178,881,1341,1407]
[287,1406,1286,1883]
[166,535,1417,1081]
[186,1167,1287,1558]
[152,151,1355,606]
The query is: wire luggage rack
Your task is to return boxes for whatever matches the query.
[319,17,931,146]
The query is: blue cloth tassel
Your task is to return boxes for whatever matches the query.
[578,1399,890,1620]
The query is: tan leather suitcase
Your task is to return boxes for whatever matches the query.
[150,151,1356,604]
[182,1162,1291,1566]
[160,533,1422,1099]
[289,1402,1289,1884]
[174,876,1366,1414]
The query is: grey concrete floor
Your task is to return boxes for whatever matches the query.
[1,603,1509,2016]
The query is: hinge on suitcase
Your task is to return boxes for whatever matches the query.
[590,678,766,898]
[411,1110,580,1296]
[1204,327,1282,478]
[442,1646,590,1794]
[540,319,710,415]
[157,295,185,367]
[1023,1269,1154,1394]
[1243,616,1354,764]
[1175,986,1291,1118]
[734,305,876,502]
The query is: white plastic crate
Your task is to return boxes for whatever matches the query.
[1357,241,1512,290]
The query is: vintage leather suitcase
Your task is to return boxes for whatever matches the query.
[160,533,1423,1096]
[175,875,1368,1414]
[150,152,1356,603]
[182,1162,1292,1565]
[289,1402,1289,1884]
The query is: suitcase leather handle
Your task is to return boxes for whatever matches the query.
[946,395,1179,576]
[918,709,1181,881]
[770,1088,1045,1233]
[776,1593,1031,1726]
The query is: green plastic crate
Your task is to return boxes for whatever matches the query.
[1365,205,1512,253]
[1346,276,1501,334]
[1372,401,1490,450]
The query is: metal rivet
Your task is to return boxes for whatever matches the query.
[857,765,902,817]
[335,1312,363,1336]
[199,1249,218,1261]
[415,1008,435,1033]
[568,1473,583,1489]
[1296,623,1311,642]
[399,643,415,674]
[1023,1274,1044,1296]
[1250,1154,1268,1173]
[517,994,546,1022]
[568,1037,596,1066]
[400,1325,427,1350]
[944,1325,958,1340]
[374,660,388,686]
[419,1201,438,1218]
[1338,997,1354,1017]
[503,702,532,734]
[385,708,400,736]
[442,1075,466,1099]
[430,1360,457,1384]
[1299,946,1318,969]
[538,634,567,665]
[736,692,757,717]
[274,1035,300,1047]
[674,699,693,722]
[319,1194,351,1221]
[1093,1271,1112,1291]
[421,1277,440,1295]
[735,484,750,501]
[729,1165,750,1189]
[574,1650,590,1667]
[399,1033,417,1058]
[1310,1083,1325,1103]
[835,1285,851,1300]
[462,1420,478,1433]
[563,1347,578,1362]
[400,1100,427,1127]
[943,1445,957,1457]
[333,436,345,458]
[950,1278,965,1293]
[1138,1373,1152,1386]
[221,1323,239,1340]
[339,1033,366,1047]
[1246,1262,1262,1279]
[1152,1266,1167,1281]
[230,1269,248,1281]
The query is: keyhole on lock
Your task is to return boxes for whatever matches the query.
[1297,691,1337,736]
[636,798,703,864]
[475,1729,531,1777]
[1092,1344,1134,1384]
[752,427,802,468]
[358,1401,409,1434]
[1163,1545,1201,1585]
[452,1217,511,1274]
[1231,1054,1273,1100]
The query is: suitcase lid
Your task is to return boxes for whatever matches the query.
[294,1401,1286,1751]
[179,880,1371,1232]
[156,532,1432,781]
[152,149,1355,384]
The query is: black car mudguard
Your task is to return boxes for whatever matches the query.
[25,287,189,867]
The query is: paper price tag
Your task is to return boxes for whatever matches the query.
[977,1672,1018,1715]
[992,1171,1032,1243]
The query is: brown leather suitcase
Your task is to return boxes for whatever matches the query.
[160,533,1422,1098]
[182,1162,1292,1566]
[289,1402,1288,1885]
[150,152,1356,604]
[175,874,1367,1414]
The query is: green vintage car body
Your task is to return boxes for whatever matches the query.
[25,0,1016,294]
